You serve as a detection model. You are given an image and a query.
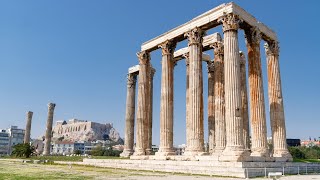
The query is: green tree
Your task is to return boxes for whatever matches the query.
[304,146,320,159]
[11,143,35,158]
[288,147,305,159]
[73,150,82,155]
[90,145,105,156]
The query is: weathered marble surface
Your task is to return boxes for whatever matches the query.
[24,111,33,144]
[43,103,55,155]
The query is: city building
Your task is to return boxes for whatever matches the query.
[151,145,159,153]
[7,126,25,154]
[52,141,85,155]
[51,140,121,155]
[0,129,10,156]
[0,126,25,155]
[301,140,320,147]
[269,137,302,147]
[175,144,185,155]
[286,139,301,147]
[112,144,124,151]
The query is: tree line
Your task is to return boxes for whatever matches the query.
[288,146,320,159]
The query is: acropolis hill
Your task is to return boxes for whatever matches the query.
[51,119,122,143]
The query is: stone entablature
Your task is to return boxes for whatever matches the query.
[141,2,276,51]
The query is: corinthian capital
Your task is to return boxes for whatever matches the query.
[158,40,176,56]
[27,111,33,116]
[210,41,224,57]
[137,51,150,65]
[207,61,214,73]
[245,27,261,46]
[48,103,56,110]
[264,41,280,56]
[127,73,137,87]
[218,13,242,32]
[182,53,190,67]
[184,27,205,46]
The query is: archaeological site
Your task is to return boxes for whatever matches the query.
[107,2,320,178]
[16,2,320,178]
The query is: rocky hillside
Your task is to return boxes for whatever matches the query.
[51,119,123,144]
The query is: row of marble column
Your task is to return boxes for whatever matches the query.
[121,63,155,157]
[122,13,291,161]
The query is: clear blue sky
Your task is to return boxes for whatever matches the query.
[0,1,319,145]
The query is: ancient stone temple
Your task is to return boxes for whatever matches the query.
[66,2,320,178]
[122,2,292,163]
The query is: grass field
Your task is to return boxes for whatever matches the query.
[0,159,163,179]
[0,159,319,180]
[0,155,127,162]
[0,159,220,180]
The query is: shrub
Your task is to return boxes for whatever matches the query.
[90,145,122,157]
[90,145,104,156]
[73,150,82,155]
[11,143,35,158]
[288,146,305,159]
[305,146,320,159]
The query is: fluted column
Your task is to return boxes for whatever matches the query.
[184,54,190,155]
[218,14,249,161]
[156,40,176,156]
[43,103,56,155]
[207,61,215,153]
[133,51,150,156]
[184,27,205,156]
[144,63,151,155]
[245,27,269,159]
[121,73,137,157]
[211,41,226,154]
[239,52,250,150]
[24,111,33,144]
[265,41,292,161]
[146,68,155,155]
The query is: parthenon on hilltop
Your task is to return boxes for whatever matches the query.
[121,2,292,162]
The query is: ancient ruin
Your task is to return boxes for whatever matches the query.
[43,103,55,155]
[122,2,292,163]
[23,111,33,144]
[52,119,122,143]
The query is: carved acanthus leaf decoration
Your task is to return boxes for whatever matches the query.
[245,27,261,46]
[211,41,224,57]
[158,40,176,56]
[184,27,205,46]
[218,13,242,32]
[137,51,150,65]
[264,41,280,56]
[127,73,137,87]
